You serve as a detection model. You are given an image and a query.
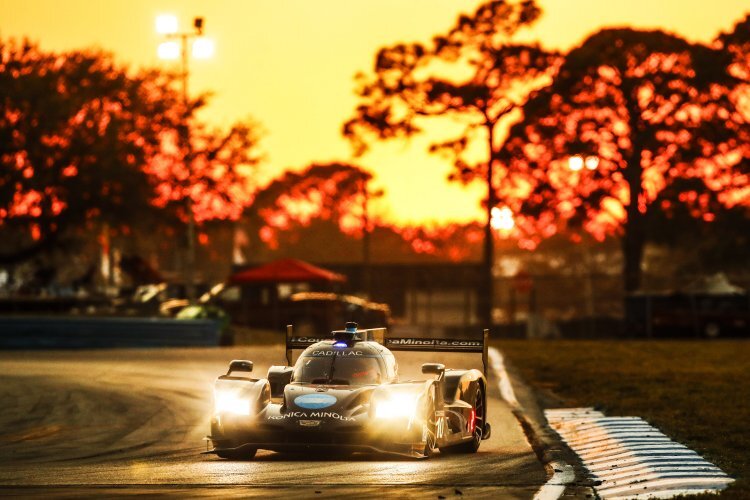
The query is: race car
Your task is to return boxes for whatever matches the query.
[206,322,491,459]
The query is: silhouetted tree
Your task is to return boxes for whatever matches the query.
[147,119,262,225]
[241,163,490,265]
[241,163,375,253]
[650,15,750,274]
[0,39,181,265]
[242,218,484,265]
[394,222,484,262]
[0,40,264,282]
[343,0,558,325]
[500,28,750,294]
[719,12,750,82]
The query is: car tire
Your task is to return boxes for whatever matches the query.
[216,447,257,460]
[454,384,485,453]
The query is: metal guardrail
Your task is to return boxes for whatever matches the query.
[0,316,222,349]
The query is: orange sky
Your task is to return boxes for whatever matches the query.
[2,0,749,225]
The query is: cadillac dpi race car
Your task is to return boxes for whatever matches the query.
[206,322,491,459]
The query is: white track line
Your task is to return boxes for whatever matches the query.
[487,348,573,500]
[488,347,519,407]
[546,408,734,499]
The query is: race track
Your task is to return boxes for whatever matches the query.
[0,346,546,498]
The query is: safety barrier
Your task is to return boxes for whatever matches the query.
[0,316,222,349]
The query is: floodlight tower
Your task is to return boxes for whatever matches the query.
[156,15,214,302]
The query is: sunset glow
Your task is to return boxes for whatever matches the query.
[4,0,749,226]
[2,6,749,490]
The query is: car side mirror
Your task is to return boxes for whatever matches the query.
[422,363,445,379]
[227,359,253,375]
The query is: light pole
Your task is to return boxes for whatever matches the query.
[567,154,599,335]
[156,15,214,302]
[490,206,515,325]
[490,206,515,234]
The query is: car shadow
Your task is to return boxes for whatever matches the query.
[213,447,503,463]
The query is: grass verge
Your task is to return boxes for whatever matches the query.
[496,339,750,499]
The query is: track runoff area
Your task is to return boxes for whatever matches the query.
[545,408,733,499]
[489,350,734,500]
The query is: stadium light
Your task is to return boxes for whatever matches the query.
[155,15,214,303]
[155,14,178,35]
[568,155,584,171]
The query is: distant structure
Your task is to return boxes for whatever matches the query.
[221,259,388,333]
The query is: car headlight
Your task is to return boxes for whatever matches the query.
[215,390,250,416]
[374,393,418,419]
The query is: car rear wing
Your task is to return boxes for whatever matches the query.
[385,330,490,376]
[285,325,490,375]
[285,325,387,366]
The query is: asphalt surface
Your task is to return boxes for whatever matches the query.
[0,346,547,498]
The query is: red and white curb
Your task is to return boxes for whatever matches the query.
[488,348,574,500]
[545,408,734,499]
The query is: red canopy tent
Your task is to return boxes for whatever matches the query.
[228,258,346,285]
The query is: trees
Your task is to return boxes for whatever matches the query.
[0,39,180,266]
[146,119,262,224]
[143,117,262,290]
[344,0,558,324]
[719,13,750,83]
[0,39,263,287]
[245,163,375,251]
[500,28,750,294]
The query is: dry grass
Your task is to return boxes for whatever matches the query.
[496,339,750,499]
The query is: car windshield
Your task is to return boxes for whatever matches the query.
[293,354,382,386]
